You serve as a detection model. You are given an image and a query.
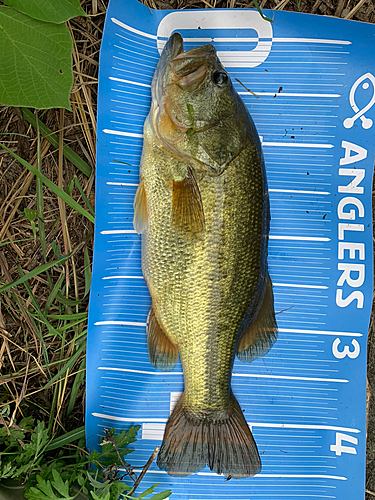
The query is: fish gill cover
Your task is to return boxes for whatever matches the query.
[86,1,375,498]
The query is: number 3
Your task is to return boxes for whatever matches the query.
[332,338,360,359]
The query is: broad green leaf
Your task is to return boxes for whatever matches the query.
[0,7,73,110]
[22,109,92,177]
[25,473,76,500]
[0,142,95,223]
[2,0,86,24]
[51,469,71,498]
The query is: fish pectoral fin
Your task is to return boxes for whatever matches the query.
[133,178,148,234]
[172,167,205,238]
[236,273,278,363]
[147,305,179,371]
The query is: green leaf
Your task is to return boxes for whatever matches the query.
[74,175,95,216]
[0,142,95,223]
[0,254,70,294]
[24,472,76,500]
[30,420,50,457]
[43,340,86,389]
[24,208,37,222]
[0,237,33,247]
[251,0,274,22]
[0,7,73,110]
[50,469,72,498]
[0,256,67,294]
[147,491,172,500]
[55,292,84,306]
[46,426,85,452]
[43,271,65,315]
[84,248,92,297]
[95,427,140,467]
[90,493,110,500]
[66,358,86,418]
[136,485,157,498]
[2,0,86,24]
[22,109,92,177]
[36,114,47,262]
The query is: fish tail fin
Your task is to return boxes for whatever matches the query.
[157,392,261,478]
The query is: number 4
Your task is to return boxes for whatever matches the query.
[330,433,358,456]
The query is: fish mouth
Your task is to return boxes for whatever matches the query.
[170,43,214,91]
[155,33,216,98]
[152,33,218,139]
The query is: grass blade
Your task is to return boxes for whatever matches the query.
[20,270,64,341]
[43,340,86,389]
[66,358,85,418]
[44,271,65,315]
[55,292,84,306]
[35,111,47,263]
[251,0,274,22]
[21,108,92,177]
[0,255,70,294]
[74,175,95,216]
[84,247,91,297]
[0,142,95,224]
[45,312,88,320]
[45,425,85,451]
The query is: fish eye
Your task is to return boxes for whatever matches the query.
[212,71,229,87]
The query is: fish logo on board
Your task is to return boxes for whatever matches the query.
[344,72,375,129]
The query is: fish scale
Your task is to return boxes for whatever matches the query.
[134,32,278,477]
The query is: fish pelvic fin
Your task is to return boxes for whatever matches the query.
[133,178,148,234]
[157,392,261,478]
[236,272,278,363]
[147,305,179,372]
[171,167,205,239]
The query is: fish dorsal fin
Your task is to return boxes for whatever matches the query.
[133,178,148,234]
[147,305,179,372]
[171,167,205,238]
[236,273,278,363]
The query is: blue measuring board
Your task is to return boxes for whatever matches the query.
[86,1,375,498]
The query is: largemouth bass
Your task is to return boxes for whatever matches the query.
[133,32,278,478]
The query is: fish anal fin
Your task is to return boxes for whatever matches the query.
[236,273,278,363]
[133,178,148,234]
[147,305,178,372]
[157,392,261,477]
[171,167,205,238]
